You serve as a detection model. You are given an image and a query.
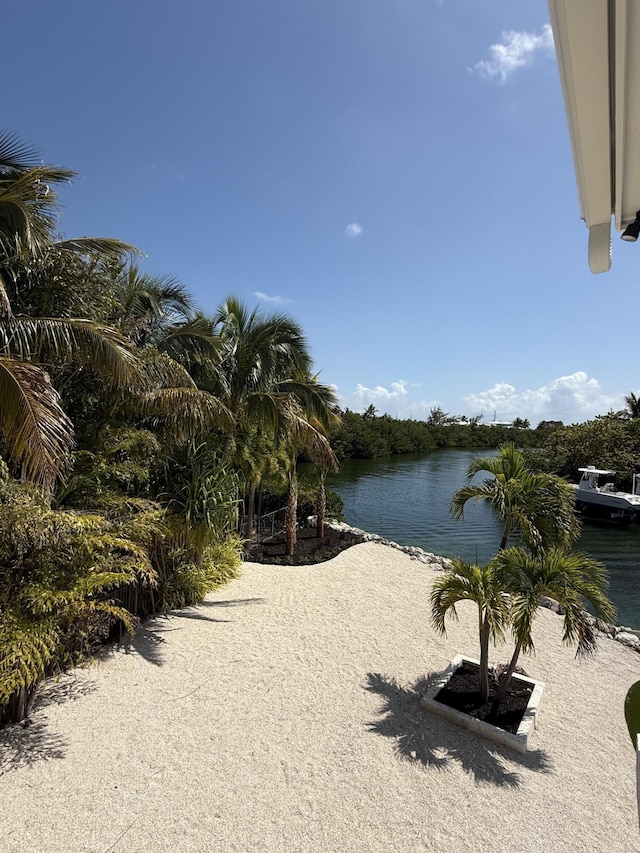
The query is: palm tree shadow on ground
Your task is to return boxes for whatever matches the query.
[365,672,553,788]
[121,599,267,666]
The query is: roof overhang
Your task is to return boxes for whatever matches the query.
[548,0,640,272]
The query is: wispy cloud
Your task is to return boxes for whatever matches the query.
[254,291,292,305]
[472,24,554,83]
[464,371,622,425]
[148,161,187,181]
[345,222,363,239]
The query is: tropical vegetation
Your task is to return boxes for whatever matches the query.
[534,409,640,492]
[432,443,614,722]
[450,443,580,553]
[430,559,509,703]
[0,133,340,726]
[331,408,561,461]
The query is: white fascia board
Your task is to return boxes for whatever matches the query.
[548,0,612,227]
[614,0,640,232]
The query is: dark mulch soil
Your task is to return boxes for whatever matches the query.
[434,660,533,734]
[246,526,364,565]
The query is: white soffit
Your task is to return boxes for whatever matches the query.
[549,1,640,272]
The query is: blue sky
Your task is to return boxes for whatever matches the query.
[8,1,640,425]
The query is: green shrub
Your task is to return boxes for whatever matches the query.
[0,480,159,723]
[153,534,243,611]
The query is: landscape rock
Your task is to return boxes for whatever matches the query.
[614,632,640,652]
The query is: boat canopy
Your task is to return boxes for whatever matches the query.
[578,467,616,475]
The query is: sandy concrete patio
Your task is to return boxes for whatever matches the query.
[1,541,639,852]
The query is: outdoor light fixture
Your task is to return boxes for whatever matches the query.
[621,211,640,242]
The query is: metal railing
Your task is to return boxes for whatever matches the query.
[256,507,287,542]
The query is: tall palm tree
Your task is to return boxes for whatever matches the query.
[450,443,580,553]
[278,385,340,556]
[430,559,510,703]
[208,296,313,444]
[489,546,614,715]
[0,133,140,488]
[205,297,336,530]
[109,262,195,348]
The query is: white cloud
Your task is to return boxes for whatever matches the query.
[464,372,623,425]
[354,380,408,403]
[345,222,363,239]
[472,24,554,83]
[254,291,292,305]
[338,380,442,418]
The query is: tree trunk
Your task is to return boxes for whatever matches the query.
[246,479,257,537]
[285,472,298,557]
[316,471,326,539]
[0,683,39,727]
[255,482,263,544]
[489,642,522,719]
[479,611,490,704]
[499,518,512,551]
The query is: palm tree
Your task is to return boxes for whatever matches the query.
[450,443,580,553]
[625,391,640,419]
[104,265,230,440]
[109,262,195,348]
[489,546,614,715]
[0,133,140,488]
[206,297,334,530]
[430,559,510,703]
[279,387,340,556]
[208,297,312,441]
[0,133,139,312]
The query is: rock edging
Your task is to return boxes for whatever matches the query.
[328,520,640,656]
[326,520,452,570]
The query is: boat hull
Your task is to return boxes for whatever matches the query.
[575,490,640,521]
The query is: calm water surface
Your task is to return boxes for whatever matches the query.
[325,448,640,629]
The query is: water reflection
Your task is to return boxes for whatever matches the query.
[318,449,640,629]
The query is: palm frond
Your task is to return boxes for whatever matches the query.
[157,317,221,365]
[0,317,139,389]
[0,132,41,171]
[139,388,234,437]
[53,237,142,259]
[137,349,197,390]
[0,357,74,489]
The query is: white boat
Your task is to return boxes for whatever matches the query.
[575,467,640,520]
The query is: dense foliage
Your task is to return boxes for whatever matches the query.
[433,444,613,714]
[535,414,640,490]
[331,409,559,460]
[0,134,339,724]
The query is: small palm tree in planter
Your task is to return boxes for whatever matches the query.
[488,546,615,718]
[429,546,614,741]
[430,558,510,704]
[433,444,614,748]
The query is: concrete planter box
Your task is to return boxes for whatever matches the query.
[421,654,545,754]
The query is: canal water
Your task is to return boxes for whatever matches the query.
[324,448,640,629]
